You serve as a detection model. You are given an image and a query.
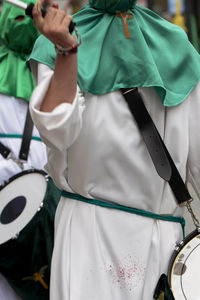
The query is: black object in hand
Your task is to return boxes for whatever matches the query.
[25,2,75,34]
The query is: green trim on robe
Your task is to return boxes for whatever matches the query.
[61,190,185,238]
[29,1,200,106]
[0,133,42,141]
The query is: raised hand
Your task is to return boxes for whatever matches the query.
[32,0,77,49]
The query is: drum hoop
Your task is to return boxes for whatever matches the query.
[0,168,49,244]
[0,169,47,191]
[168,228,200,287]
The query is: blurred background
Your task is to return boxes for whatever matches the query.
[139,0,200,53]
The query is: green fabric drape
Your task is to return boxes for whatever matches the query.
[29,0,200,106]
[89,0,137,13]
[0,0,40,102]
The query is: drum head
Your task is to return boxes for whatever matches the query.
[0,170,47,244]
[169,229,200,299]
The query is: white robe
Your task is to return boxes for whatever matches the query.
[0,94,47,299]
[0,94,47,185]
[30,63,200,300]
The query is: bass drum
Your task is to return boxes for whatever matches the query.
[168,228,200,300]
[0,169,61,300]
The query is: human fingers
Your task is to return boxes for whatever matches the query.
[32,0,45,33]
[44,7,66,27]
[53,13,76,48]
[32,0,58,32]
[60,14,77,46]
[33,0,76,48]
[43,10,75,47]
[33,1,61,40]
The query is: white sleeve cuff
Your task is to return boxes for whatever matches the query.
[29,64,85,151]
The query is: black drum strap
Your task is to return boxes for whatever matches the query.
[0,141,11,158]
[19,108,34,161]
[121,88,192,206]
[0,108,33,163]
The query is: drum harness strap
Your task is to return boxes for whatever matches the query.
[0,108,40,169]
[121,88,200,230]
[62,88,200,238]
[19,108,34,161]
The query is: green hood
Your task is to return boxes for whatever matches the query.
[0,0,40,102]
[89,0,137,13]
[29,0,200,106]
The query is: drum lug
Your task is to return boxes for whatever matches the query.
[11,233,19,240]
[37,202,44,212]
[175,240,184,251]
[174,244,180,251]
[2,179,8,187]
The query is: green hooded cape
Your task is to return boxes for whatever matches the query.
[0,0,40,102]
[29,0,200,106]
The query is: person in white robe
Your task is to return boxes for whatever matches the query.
[0,1,47,299]
[29,0,200,299]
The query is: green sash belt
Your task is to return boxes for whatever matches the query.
[0,133,42,142]
[61,190,185,238]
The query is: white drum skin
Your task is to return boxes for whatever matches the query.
[0,169,48,244]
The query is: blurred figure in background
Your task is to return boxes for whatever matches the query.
[0,0,46,299]
[0,0,2,46]
[0,0,47,185]
[0,0,60,299]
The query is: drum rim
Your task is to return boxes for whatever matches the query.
[0,168,49,244]
[167,228,200,289]
[0,169,47,191]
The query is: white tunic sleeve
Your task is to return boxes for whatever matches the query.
[187,81,200,199]
[29,63,85,190]
[30,63,85,151]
